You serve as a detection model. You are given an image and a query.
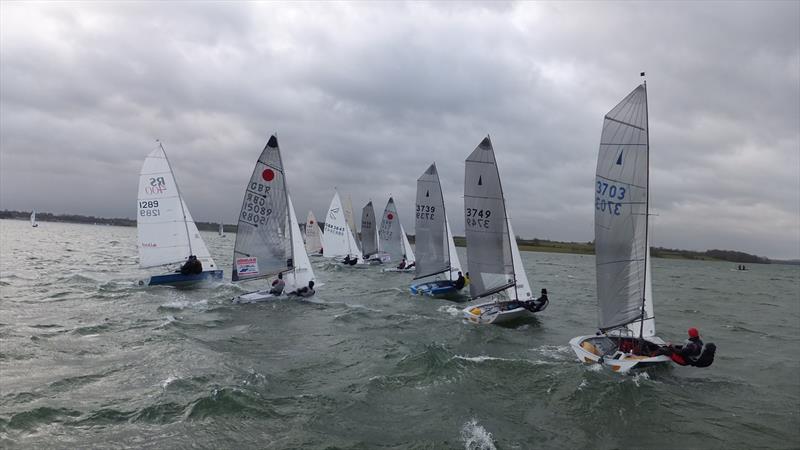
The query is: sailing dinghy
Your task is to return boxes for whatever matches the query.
[231,135,315,303]
[569,82,713,372]
[218,220,225,237]
[461,137,546,324]
[137,142,223,287]
[361,201,387,263]
[409,163,466,298]
[304,211,324,256]
[30,210,38,227]
[323,191,365,265]
[378,197,416,272]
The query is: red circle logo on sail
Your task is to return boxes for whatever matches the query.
[262,169,275,181]
[387,213,394,220]
[310,220,314,224]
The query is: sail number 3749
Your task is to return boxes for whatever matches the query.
[596,181,626,216]
[465,208,491,228]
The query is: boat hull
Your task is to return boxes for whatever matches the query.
[569,334,671,373]
[409,280,464,299]
[147,270,223,287]
[232,290,279,304]
[462,300,534,324]
[382,267,415,273]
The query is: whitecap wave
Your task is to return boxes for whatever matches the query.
[438,305,462,317]
[461,418,496,450]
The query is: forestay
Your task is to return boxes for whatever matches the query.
[232,135,292,282]
[594,84,654,335]
[414,163,450,279]
[361,201,379,256]
[378,198,404,262]
[464,136,514,299]
[304,211,323,254]
[137,144,215,270]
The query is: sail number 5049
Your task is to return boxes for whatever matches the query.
[465,208,491,228]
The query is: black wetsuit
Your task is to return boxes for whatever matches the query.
[180,258,203,275]
[454,275,466,290]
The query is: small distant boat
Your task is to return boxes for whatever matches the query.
[378,197,416,272]
[137,142,223,287]
[323,191,364,265]
[360,201,386,262]
[232,135,315,303]
[342,194,361,253]
[218,220,226,237]
[30,210,38,227]
[409,163,465,298]
[304,211,324,256]
[461,137,543,324]
[569,81,714,372]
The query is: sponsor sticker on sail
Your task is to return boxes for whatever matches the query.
[236,257,259,276]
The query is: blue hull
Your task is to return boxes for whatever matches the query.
[409,280,464,299]
[148,270,224,287]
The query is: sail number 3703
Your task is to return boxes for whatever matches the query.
[596,181,626,216]
[465,208,491,228]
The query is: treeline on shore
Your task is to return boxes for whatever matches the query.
[2,209,789,265]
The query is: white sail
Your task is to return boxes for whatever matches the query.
[445,217,461,279]
[30,210,37,227]
[137,144,216,271]
[400,223,415,263]
[504,216,533,301]
[463,136,514,299]
[594,84,654,334]
[378,197,405,262]
[218,221,224,236]
[343,194,360,251]
[304,210,323,255]
[285,196,315,291]
[232,135,291,282]
[323,191,363,259]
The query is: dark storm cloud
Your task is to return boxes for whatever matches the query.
[1,1,797,258]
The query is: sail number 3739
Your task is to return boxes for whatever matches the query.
[596,181,626,216]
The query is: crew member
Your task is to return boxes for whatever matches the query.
[270,272,285,295]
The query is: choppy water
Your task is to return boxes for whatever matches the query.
[1,219,798,449]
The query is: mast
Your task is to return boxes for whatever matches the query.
[158,140,193,257]
[274,133,294,272]
[491,134,519,301]
[639,73,649,341]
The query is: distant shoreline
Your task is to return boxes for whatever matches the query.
[2,210,793,265]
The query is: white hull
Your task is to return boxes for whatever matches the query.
[232,290,279,304]
[569,334,671,373]
[462,300,534,325]
[382,267,415,273]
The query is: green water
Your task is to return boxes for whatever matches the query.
[1,219,798,449]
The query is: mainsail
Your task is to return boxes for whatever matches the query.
[232,135,292,282]
[594,84,655,336]
[414,163,450,279]
[464,136,514,299]
[378,197,405,262]
[323,191,362,259]
[137,143,216,270]
[361,201,379,257]
[285,195,314,291]
[343,194,360,251]
[304,210,323,254]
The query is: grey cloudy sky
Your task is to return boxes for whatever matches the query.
[1,1,798,259]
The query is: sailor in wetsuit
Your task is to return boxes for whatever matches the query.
[523,288,549,312]
[454,272,466,290]
[179,255,203,275]
[668,328,703,364]
[288,280,315,298]
[269,272,285,295]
